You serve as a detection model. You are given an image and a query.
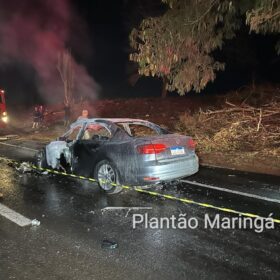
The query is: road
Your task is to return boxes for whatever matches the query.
[0,139,279,280]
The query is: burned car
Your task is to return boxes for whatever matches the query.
[36,118,199,194]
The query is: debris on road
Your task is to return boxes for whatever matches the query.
[101,239,118,249]
[31,219,41,226]
[16,162,33,173]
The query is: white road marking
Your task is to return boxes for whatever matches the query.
[0,203,33,227]
[101,206,153,217]
[0,141,39,152]
[101,207,152,211]
[180,179,280,204]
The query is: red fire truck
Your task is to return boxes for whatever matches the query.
[0,89,8,127]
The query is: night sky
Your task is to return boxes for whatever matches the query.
[0,0,279,107]
[74,0,280,96]
[72,0,164,99]
[74,1,127,86]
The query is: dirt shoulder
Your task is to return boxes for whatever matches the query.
[199,151,280,176]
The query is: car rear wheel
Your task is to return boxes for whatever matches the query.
[94,160,122,194]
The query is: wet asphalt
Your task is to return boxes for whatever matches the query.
[0,139,279,280]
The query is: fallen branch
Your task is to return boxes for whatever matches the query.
[257,109,262,132]
[225,100,237,107]
[203,107,255,115]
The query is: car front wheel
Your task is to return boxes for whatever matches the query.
[36,149,50,170]
[94,160,122,194]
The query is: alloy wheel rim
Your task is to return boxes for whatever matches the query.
[97,164,116,190]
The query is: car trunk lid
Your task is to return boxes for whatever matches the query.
[136,134,195,161]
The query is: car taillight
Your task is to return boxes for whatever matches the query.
[137,144,167,154]
[187,139,196,150]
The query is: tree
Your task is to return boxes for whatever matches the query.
[57,49,74,106]
[129,0,280,97]
[246,0,280,54]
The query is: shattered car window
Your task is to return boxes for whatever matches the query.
[82,123,111,140]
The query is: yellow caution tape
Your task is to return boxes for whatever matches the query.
[11,163,278,225]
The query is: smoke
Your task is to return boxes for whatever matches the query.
[0,0,99,104]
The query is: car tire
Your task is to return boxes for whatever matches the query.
[94,160,122,194]
[36,149,50,170]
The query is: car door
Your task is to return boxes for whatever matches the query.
[71,122,113,176]
[45,125,83,169]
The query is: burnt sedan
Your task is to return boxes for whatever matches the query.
[37,118,199,194]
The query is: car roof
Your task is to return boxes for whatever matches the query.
[70,118,151,128]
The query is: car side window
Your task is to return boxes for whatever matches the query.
[82,123,111,140]
[66,127,81,141]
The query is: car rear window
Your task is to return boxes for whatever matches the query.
[128,124,159,137]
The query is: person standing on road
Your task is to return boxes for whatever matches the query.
[77,109,89,120]
[38,105,45,126]
[77,109,90,139]
[64,103,71,127]
[32,106,40,129]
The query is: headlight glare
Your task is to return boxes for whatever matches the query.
[2,116,8,123]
